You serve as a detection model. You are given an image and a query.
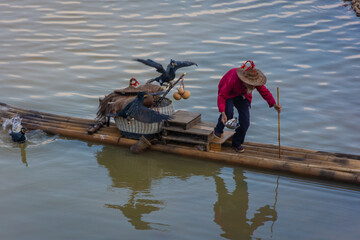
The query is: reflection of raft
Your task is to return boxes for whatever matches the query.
[1,101,360,185]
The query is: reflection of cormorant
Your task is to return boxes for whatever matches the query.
[135,59,197,86]
[107,92,171,123]
[20,144,28,167]
[213,168,277,240]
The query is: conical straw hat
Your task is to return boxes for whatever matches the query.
[236,60,267,86]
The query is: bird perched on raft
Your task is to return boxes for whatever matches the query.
[96,81,164,121]
[135,58,197,86]
[3,116,28,143]
[107,92,172,124]
[10,126,27,143]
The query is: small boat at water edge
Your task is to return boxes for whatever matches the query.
[1,101,360,185]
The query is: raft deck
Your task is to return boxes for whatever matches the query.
[1,102,360,184]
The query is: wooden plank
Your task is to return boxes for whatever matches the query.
[191,121,216,131]
[162,138,209,152]
[162,135,209,151]
[166,110,201,130]
[210,131,234,152]
[162,125,213,136]
[162,120,215,142]
[163,130,213,142]
[162,135,207,145]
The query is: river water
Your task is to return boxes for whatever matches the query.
[1,0,360,239]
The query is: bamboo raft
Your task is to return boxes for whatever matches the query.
[1,101,360,184]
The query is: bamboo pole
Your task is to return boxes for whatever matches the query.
[277,87,281,159]
[239,148,360,173]
[1,102,95,124]
[244,141,360,164]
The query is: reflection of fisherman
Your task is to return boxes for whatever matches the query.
[213,168,277,240]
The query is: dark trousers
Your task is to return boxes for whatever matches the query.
[214,95,250,147]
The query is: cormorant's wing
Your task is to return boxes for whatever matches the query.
[149,91,166,96]
[135,59,165,74]
[146,76,163,84]
[173,60,198,71]
[107,100,134,118]
[130,105,171,123]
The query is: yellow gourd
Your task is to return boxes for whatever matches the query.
[173,92,181,100]
[177,87,185,95]
[182,90,191,99]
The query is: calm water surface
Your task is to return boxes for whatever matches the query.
[1,0,360,239]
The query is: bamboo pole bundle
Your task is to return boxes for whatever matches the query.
[1,102,360,184]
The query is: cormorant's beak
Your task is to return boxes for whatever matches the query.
[144,94,149,98]
[172,62,176,67]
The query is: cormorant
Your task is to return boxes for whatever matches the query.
[134,58,197,86]
[107,92,171,124]
[10,126,27,143]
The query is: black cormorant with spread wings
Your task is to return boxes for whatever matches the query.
[107,92,171,123]
[135,58,197,86]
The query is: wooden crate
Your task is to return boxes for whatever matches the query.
[209,131,234,152]
[162,110,234,152]
[165,110,201,130]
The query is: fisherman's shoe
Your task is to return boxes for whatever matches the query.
[233,145,245,153]
[214,130,222,138]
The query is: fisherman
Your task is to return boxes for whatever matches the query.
[214,60,282,153]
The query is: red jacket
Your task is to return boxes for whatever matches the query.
[217,68,276,112]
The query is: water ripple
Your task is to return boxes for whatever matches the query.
[202,40,247,47]
[211,0,257,8]
[344,55,360,59]
[56,10,113,15]
[58,1,81,5]
[178,50,215,55]
[261,11,299,19]
[0,18,28,23]
[317,3,343,9]
[130,32,166,36]
[172,22,191,26]
[69,65,117,70]
[55,92,102,98]
[73,53,121,57]
[230,17,259,23]
[119,14,140,19]
[186,1,287,17]
[37,20,87,25]
[23,61,62,65]
[295,20,332,27]
[144,14,182,20]
[132,52,160,58]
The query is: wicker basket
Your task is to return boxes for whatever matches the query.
[114,98,174,139]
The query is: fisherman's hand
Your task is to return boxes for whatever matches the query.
[273,104,282,113]
[221,112,227,124]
